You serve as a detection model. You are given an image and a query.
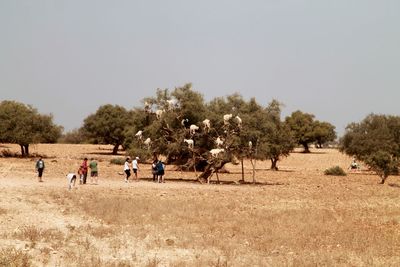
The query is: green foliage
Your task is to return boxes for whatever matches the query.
[285,110,336,152]
[58,128,87,144]
[0,100,62,156]
[324,166,347,176]
[82,104,130,154]
[340,114,400,184]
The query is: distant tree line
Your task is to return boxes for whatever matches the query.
[3,84,399,184]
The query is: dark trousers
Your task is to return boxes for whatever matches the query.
[82,173,88,184]
[38,168,44,178]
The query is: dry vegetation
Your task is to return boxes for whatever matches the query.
[1,144,400,266]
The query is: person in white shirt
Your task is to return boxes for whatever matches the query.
[124,158,131,183]
[132,157,140,181]
[66,173,77,190]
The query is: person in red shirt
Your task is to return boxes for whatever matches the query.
[80,158,88,184]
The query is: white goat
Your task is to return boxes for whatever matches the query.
[155,109,164,119]
[135,130,143,139]
[184,138,194,149]
[143,137,151,149]
[189,124,199,135]
[202,119,211,130]
[166,99,178,110]
[223,114,233,125]
[235,115,242,127]
[210,148,225,157]
[248,141,253,149]
[181,118,189,127]
[215,137,224,147]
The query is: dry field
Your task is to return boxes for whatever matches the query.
[0,144,400,266]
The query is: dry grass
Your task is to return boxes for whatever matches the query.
[0,247,31,267]
[0,144,400,266]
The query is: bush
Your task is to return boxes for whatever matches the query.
[127,147,153,162]
[0,247,31,266]
[324,166,347,176]
[110,158,126,165]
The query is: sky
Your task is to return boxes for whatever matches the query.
[1,1,399,136]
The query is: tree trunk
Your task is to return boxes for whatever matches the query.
[240,158,245,182]
[302,143,310,153]
[24,145,29,156]
[20,144,25,156]
[270,158,278,171]
[112,144,120,155]
[198,159,230,183]
[250,158,256,184]
[380,174,388,184]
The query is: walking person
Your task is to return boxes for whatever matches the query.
[124,157,131,183]
[89,158,98,184]
[35,157,45,182]
[80,158,88,184]
[132,157,140,181]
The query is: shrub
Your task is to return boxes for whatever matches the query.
[110,157,126,165]
[324,166,347,176]
[0,247,31,267]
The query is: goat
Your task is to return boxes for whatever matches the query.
[143,137,151,149]
[248,141,253,149]
[135,130,143,139]
[223,114,233,125]
[215,137,224,147]
[209,148,225,157]
[235,115,242,127]
[181,118,189,127]
[202,119,211,131]
[155,109,164,119]
[189,124,199,135]
[166,99,178,110]
[184,138,194,149]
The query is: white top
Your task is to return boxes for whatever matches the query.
[124,161,130,171]
[66,173,76,183]
[132,159,138,169]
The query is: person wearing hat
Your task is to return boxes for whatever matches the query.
[132,156,140,181]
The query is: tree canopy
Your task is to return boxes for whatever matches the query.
[340,114,400,184]
[0,100,62,156]
[81,104,130,154]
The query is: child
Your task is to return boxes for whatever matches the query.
[78,166,84,184]
[89,158,98,184]
[66,173,77,190]
[132,157,140,181]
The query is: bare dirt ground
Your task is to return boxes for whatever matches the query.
[1,144,400,266]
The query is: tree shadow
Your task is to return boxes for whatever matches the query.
[85,152,125,156]
[141,177,286,186]
[388,183,400,188]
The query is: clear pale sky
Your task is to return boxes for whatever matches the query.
[1,1,399,135]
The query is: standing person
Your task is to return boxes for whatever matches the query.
[132,157,140,181]
[80,158,88,184]
[89,158,98,184]
[124,157,131,183]
[78,166,84,184]
[156,160,165,183]
[152,158,158,182]
[35,157,45,182]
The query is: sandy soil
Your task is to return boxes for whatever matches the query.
[0,144,399,266]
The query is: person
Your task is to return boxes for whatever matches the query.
[80,158,88,184]
[124,157,131,183]
[35,157,45,182]
[132,157,140,181]
[152,158,158,182]
[349,158,359,171]
[89,158,98,184]
[78,166,84,184]
[156,160,165,183]
[66,173,77,190]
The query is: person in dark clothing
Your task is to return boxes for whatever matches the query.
[35,157,45,182]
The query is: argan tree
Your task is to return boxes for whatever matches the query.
[340,114,400,184]
[81,104,130,154]
[285,110,316,153]
[314,121,336,148]
[0,100,62,156]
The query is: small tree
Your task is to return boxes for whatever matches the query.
[340,114,400,184]
[285,110,316,153]
[314,121,336,148]
[82,104,130,154]
[0,101,62,156]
